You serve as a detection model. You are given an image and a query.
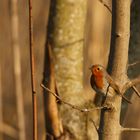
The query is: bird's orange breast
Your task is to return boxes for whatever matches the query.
[92,68,104,89]
[94,75,103,89]
[90,74,104,90]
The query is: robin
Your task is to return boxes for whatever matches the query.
[89,64,131,104]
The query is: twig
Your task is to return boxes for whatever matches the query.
[131,76,140,86]
[0,123,18,139]
[121,127,140,132]
[41,84,105,112]
[132,86,140,98]
[90,119,99,133]
[98,0,112,14]
[122,77,140,93]
[28,0,38,140]
[11,0,26,139]
[128,61,140,67]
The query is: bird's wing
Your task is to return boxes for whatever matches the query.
[105,73,131,104]
[105,73,120,92]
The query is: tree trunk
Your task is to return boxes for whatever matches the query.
[46,0,89,139]
[99,0,130,140]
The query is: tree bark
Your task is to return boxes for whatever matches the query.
[99,0,130,140]
[46,0,89,139]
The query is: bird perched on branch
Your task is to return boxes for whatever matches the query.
[89,64,131,104]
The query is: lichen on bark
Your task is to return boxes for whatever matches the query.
[47,0,88,139]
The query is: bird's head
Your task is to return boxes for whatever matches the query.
[89,64,104,77]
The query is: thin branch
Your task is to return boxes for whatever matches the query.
[28,0,37,140]
[121,127,140,132]
[132,86,140,98]
[11,0,26,139]
[122,77,140,93]
[131,76,140,86]
[128,61,140,68]
[0,123,18,139]
[43,43,62,137]
[98,0,112,14]
[90,119,99,133]
[41,84,106,112]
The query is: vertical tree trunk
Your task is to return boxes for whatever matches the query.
[99,0,130,140]
[46,0,89,139]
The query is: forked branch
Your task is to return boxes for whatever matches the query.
[122,77,140,94]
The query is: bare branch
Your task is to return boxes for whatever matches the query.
[41,84,106,112]
[131,76,140,86]
[98,0,112,14]
[132,86,140,98]
[90,119,99,133]
[105,73,131,103]
[122,77,140,93]
[121,127,140,132]
[28,0,38,139]
[128,61,140,68]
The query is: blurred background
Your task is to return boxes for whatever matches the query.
[0,0,140,140]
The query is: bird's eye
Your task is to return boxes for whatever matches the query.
[97,67,100,71]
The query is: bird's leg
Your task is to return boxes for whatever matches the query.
[101,84,110,106]
[102,85,118,111]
